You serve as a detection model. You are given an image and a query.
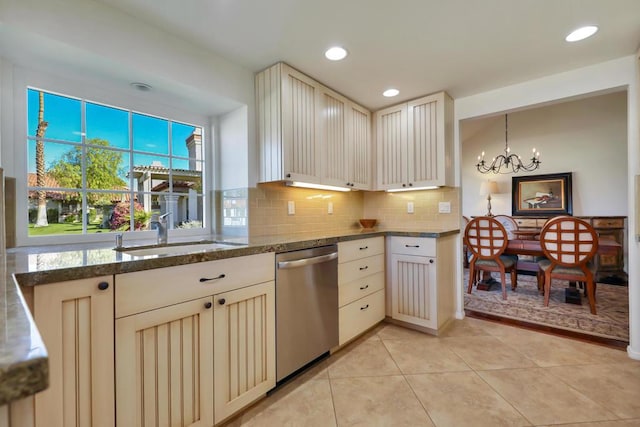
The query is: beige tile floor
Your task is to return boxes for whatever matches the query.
[224,317,640,427]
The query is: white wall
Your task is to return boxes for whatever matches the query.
[461,92,628,217]
[219,106,249,190]
[0,0,258,184]
[454,54,640,360]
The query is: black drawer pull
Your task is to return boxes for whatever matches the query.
[359,246,368,250]
[200,274,226,282]
[360,304,369,310]
[204,302,212,309]
[359,266,368,271]
[218,298,226,305]
[429,259,434,264]
[97,282,109,291]
[405,245,420,248]
[359,284,369,290]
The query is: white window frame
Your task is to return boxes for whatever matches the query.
[12,66,214,246]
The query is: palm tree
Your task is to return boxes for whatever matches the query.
[34,91,48,227]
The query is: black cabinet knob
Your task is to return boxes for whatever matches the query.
[204,301,213,309]
[429,259,434,264]
[218,298,226,305]
[402,183,406,187]
[97,282,109,291]
[409,183,413,187]
[286,173,291,178]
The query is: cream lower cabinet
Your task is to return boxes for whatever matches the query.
[11,276,115,427]
[116,297,214,427]
[115,253,276,426]
[213,281,275,424]
[337,237,385,345]
[388,236,456,332]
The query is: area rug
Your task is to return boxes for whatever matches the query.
[463,271,629,342]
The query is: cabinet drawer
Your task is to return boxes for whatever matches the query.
[389,237,435,256]
[338,237,384,262]
[515,218,538,228]
[339,289,385,345]
[592,218,624,229]
[338,254,384,284]
[339,271,384,307]
[116,252,275,318]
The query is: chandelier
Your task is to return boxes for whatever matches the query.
[476,114,541,174]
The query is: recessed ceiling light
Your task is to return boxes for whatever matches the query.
[130,82,152,91]
[383,88,399,97]
[325,46,348,61]
[565,25,598,42]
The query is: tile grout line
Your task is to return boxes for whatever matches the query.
[378,332,439,426]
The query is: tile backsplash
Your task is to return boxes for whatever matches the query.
[248,182,364,236]
[363,187,460,231]
[239,182,460,237]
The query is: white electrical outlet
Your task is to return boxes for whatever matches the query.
[287,201,295,215]
[328,202,333,214]
[438,201,451,213]
[407,202,414,214]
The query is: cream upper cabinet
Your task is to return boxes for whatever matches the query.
[320,86,372,190]
[256,62,372,189]
[256,62,321,184]
[15,277,115,427]
[375,103,408,190]
[375,92,454,190]
[347,103,372,190]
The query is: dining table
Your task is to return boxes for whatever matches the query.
[475,237,621,300]
[504,236,621,258]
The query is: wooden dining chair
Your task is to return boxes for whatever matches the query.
[462,216,470,267]
[464,216,517,300]
[493,215,519,240]
[537,216,599,314]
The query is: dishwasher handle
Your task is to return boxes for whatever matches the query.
[277,252,338,269]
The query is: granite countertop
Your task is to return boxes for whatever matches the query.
[0,227,459,405]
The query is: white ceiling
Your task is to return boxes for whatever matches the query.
[94,0,640,111]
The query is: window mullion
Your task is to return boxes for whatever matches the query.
[81,99,87,234]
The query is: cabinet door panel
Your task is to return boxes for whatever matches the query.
[33,276,114,427]
[116,298,213,427]
[390,254,437,329]
[281,66,320,182]
[350,104,372,189]
[408,96,439,185]
[321,88,349,187]
[376,104,407,190]
[214,281,276,424]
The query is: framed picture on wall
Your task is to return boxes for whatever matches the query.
[512,172,573,216]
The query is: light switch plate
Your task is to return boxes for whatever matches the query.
[407,202,414,214]
[287,201,295,215]
[438,201,451,213]
[328,202,333,214]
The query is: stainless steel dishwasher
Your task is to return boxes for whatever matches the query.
[276,245,338,382]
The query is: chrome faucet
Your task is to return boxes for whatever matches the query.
[152,212,172,245]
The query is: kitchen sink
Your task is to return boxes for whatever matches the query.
[117,242,244,257]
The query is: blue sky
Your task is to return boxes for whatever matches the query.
[27,89,199,174]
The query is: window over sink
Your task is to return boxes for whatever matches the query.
[26,87,207,239]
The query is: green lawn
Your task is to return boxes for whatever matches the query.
[28,222,110,236]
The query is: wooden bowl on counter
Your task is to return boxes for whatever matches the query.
[359,219,377,229]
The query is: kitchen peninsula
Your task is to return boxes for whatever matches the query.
[0,227,458,425]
